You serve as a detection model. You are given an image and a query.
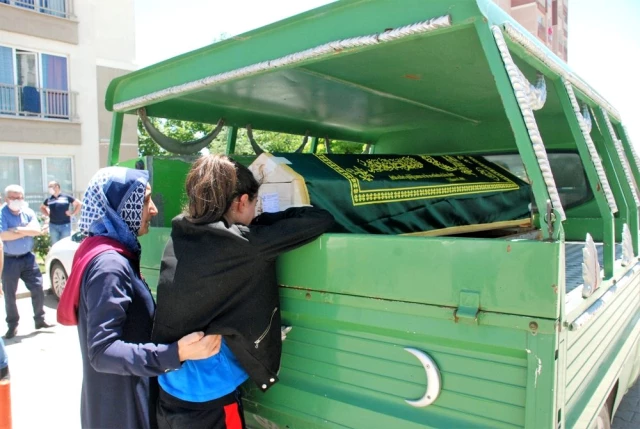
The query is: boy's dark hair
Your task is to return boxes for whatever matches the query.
[184,154,260,224]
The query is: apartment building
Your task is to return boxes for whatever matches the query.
[493,0,569,61]
[0,0,138,203]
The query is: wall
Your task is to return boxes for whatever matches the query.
[0,0,137,194]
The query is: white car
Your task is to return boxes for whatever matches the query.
[45,232,82,299]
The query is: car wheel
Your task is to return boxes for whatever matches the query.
[50,261,68,300]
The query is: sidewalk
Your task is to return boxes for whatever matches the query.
[1,293,81,429]
[613,379,640,428]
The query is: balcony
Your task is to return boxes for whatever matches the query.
[0,0,78,44]
[0,84,78,121]
[0,0,74,19]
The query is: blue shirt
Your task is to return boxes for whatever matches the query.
[43,193,75,225]
[159,339,249,402]
[0,205,36,256]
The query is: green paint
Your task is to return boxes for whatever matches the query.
[615,123,640,193]
[473,21,555,239]
[594,110,639,254]
[555,80,615,277]
[594,108,638,254]
[108,112,124,166]
[226,126,237,155]
[147,158,192,227]
[310,136,318,154]
[101,1,640,427]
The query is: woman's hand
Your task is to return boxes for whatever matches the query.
[177,332,222,361]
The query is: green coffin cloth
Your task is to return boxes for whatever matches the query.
[265,153,531,235]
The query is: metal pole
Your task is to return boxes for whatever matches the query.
[108,112,124,166]
[475,22,557,239]
[226,126,237,155]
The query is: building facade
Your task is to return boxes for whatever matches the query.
[0,0,138,204]
[493,0,569,61]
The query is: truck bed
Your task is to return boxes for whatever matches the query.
[565,242,622,295]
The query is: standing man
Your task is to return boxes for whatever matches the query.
[0,185,53,339]
[40,181,81,245]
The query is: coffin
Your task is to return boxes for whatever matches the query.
[249,153,532,235]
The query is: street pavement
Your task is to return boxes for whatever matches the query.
[612,380,640,429]
[2,290,81,429]
[1,283,639,428]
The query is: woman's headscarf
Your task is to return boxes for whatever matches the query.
[79,167,149,255]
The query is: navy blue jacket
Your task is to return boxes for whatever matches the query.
[78,251,181,429]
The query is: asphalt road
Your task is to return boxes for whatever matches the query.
[1,290,638,429]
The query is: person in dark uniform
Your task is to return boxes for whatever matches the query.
[40,181,82,245]
[0,185,53,339]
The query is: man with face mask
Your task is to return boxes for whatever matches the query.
[0,185,53,339]
[40,181,81,244]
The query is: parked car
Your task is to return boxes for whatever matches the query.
[45,231,82,299]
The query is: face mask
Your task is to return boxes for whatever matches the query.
[8,199,23,212]
[48,188,55,195]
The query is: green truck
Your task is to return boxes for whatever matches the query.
[103,1,640,427]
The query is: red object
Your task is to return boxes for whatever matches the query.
[57,236,135,326]
[0,379,11,429]
[223,402,243,429]
[548,27,553,35]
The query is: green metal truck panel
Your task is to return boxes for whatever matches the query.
[104,0,640,427]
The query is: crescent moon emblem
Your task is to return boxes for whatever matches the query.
[404,347,442,408]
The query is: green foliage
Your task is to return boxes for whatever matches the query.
[138,118,366,157]
[32,214,52,261]
[33,232,51,261]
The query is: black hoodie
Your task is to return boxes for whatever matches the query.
[152,207,334,391]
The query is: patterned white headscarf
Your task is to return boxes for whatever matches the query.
[79,167,149,254]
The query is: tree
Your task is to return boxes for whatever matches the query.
[136,30,366,157]
[138,118,366,157]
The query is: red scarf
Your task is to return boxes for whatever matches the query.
[57,236,136,326]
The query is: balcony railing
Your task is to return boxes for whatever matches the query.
[0,0,74,19]
[0,84,78,120]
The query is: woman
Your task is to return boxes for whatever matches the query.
[152,154,334,428]
[57,167,221,429]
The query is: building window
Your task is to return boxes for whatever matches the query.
[46,157,73,191]
[0,45,71,119]
[552,0,558,25]
[0,156,74,198]
[0,156,20,193]
[0,0,68,19]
